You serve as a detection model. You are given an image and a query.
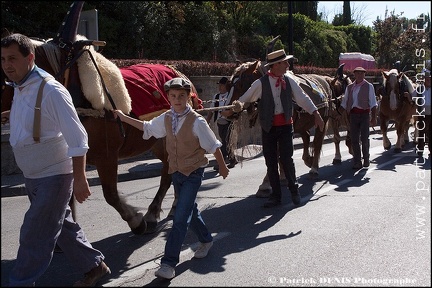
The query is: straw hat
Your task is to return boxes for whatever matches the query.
[265,49,294,66]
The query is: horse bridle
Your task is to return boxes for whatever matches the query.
[331,75,349,116]
[52,39,125,137]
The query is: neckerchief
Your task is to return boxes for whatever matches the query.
[353,79,366,90]
[6,65,36,88]
[171,105,191,135]
[267,71,286,90]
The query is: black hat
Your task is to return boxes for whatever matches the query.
[217,77,228,85]
[164,77,191,92]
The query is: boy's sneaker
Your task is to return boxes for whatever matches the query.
[194,241,213,258]
[155,263,175,279]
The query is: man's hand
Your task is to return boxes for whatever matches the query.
[232,100,244,113]
[73,177,91,203]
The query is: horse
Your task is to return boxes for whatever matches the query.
[377,69,417,152]
[327,63,353,164]
[227,60,342,178]
[1,2,202,235]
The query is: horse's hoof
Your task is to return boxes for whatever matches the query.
[255,189,272,198]
[393,148,402,153]
[308,171,319,179]
[332,159,342,165]
[144,221,158,234]
[131,219,147,235]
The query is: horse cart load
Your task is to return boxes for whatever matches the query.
[339,52,376,70]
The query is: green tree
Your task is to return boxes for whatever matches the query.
[342,1,351,25]
[373,10,431,70]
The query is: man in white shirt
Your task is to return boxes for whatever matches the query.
[338,67,377,169]
[1,33,110,287]
[233,49,324,208]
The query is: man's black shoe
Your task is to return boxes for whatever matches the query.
[291,191,301,206]
[263,198,281,208]
[352,162,362,169]
[363,159,370,168]
[227,159,238,169]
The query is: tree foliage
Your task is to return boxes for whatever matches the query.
[1,1,430,71]
[373,10,431,71]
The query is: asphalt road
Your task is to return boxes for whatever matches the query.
[1,126,431,287]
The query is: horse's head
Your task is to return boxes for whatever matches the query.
[382,69,406,110]
[330,63,352,104]
[228,60,264,104]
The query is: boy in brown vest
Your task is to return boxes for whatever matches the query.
[112,77,229,279]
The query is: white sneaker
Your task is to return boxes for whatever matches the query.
[194,241,213,258]
[155,263,175,279]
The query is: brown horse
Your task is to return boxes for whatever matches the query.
[327,63,353,164]
[1,2,202,235]
[228,60,341,177]
[378,69,417,152]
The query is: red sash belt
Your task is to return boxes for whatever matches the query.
[350,107,370,114]
[273,113,293,126]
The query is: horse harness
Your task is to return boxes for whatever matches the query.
[51,39,125,137]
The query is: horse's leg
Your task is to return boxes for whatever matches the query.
[96,157,147,235]
[143,138,173,230]
[380,114,391,150]
[256,157,285,198]
[84,118,147,235]
[342,112,353,155]
[309,119,327,175]
[301,130,313,168]
[256,173,272,198]
[394,122,405,153]
[403,120,411,144]
[330,117,342,164]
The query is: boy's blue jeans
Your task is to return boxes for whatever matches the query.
[161,167,213,268]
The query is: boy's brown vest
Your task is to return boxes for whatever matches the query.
[164,110,208,176]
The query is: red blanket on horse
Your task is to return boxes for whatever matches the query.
[120,64,175,120]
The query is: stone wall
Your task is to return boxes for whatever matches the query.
[189,75,230,105]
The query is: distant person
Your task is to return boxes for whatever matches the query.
[1,33,110,287]
[338,66,377,169]
[206,76,238,169]
[112,77,229,280]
